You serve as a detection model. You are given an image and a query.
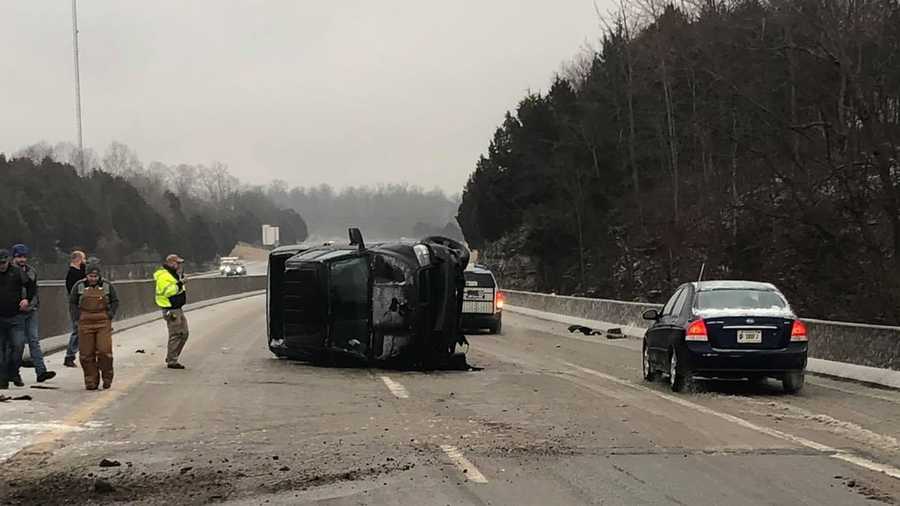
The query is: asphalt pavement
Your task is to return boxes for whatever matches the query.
[1,296,899,505]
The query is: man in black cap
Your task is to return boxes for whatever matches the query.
[11,244,55,384]
[63,250,87,367]
[0,248,36,389]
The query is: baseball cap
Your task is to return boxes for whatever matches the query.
[0,249,8,262]
[11,244,30,258]
[166,254,185,264]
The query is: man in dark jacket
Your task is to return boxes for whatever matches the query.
[63,250,86,367]
[11,244,56,384]
[0,249,36,389]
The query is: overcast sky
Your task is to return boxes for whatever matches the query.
[1,1,605,193]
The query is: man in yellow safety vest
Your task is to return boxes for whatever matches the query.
[154,254,188,369]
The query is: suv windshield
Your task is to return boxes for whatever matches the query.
[695,289,788,311]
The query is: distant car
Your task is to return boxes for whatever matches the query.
[219,257,246,276]
[641,281,808,394]
[460,265,503,334]
[266,229,470,367]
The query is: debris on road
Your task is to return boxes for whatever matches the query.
[606,328,625,339]
[568,325,602,336]
[29,385,58,390]
[566,324,627,340]
[93,479,115,493]
[99,459,121,468]
[135,349,146,354]
[0,395,32,402]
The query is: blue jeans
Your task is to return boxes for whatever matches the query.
[0,315,27,386]
[23,313,46,377]
[66,319,79,360]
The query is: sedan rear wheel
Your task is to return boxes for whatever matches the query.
[642,342,658,382]
[669,348,690,392]
[782,371,805,394]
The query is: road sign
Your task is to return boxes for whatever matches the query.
[262,225,280,246]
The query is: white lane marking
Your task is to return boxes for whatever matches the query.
[561,361,900,480]
[440,444,489,484]
[379,375,409,399]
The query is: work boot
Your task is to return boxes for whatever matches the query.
[37,371,57,383]
[85,384,98,391]
[63,357,76,368]
[102,380,112,390]
[166,363,185,370]
[12,376,24,387]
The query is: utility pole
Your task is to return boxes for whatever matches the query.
[72,0,85,174]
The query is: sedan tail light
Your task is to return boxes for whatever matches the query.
[685,320,708,341]
[790,319,808,342]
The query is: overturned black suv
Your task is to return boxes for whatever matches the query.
[266,229,470,367]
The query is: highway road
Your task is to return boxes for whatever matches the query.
[1,295,899,505]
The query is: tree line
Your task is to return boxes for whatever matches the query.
[458,0,900,324]
[266,182,462,242]
[1,141,308,265]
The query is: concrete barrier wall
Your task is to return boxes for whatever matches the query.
[36,261,213,282]
[504,289,900,371]
[36,275,266,339]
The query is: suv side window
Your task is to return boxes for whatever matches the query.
[672,287,690,317]
[661,288,683,316]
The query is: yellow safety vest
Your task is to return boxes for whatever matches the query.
[154,268,183,308]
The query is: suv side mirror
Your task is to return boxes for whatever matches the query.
[642,309,660,321]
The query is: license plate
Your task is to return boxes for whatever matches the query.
[464,287,493,301]
[737,330,763,344]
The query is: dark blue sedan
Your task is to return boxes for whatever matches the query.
[641,281,808,393]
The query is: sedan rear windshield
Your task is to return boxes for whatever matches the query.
[694,289,788,312]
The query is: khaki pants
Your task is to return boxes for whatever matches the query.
[164,309,189,365]
[79,320,113,389]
